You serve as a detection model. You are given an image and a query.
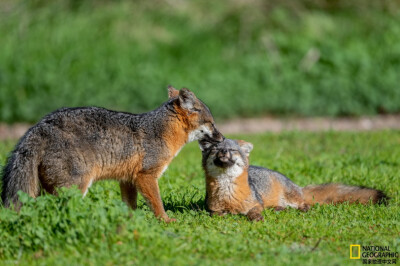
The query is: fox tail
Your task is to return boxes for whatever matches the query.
[302,183,388,205]
[1,129,42,209]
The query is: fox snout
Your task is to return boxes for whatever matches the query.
[209,124,224,143]
[214,149,235,168]
[212,130,224,143]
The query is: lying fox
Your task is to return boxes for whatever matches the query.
[1,87,223,222]
[200,138,388,221]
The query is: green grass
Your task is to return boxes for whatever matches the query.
[0,131,399,265]
[1,0,400,122]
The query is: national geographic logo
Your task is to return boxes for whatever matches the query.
[351,245,361,259]
[350,245,399,264]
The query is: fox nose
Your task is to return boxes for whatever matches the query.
[217,149,230,161]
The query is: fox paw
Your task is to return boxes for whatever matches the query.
[161,217,177,223]
[299,204,310,212]
[248,213,264,222]
[274,206,285,212]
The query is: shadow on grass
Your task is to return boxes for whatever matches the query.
[163,193,207,213]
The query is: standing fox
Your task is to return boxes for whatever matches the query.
[200,138,388,221]
[1,87,223,222]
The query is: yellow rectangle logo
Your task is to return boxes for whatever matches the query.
[350,245,361,259]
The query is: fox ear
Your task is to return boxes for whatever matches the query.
[199,139,213,152]
[168,85,179,99]
[237,140,253,157]
[178,88,197,111]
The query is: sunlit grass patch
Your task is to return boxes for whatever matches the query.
[0,131,399,265]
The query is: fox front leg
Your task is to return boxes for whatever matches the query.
[135,175,176,223]
[246,206,264,222]
[120,181,138,210]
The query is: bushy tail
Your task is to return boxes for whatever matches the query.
[302,183,388,206]
[1,131,42,209]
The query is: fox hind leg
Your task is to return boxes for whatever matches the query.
[120,181,138,210]
[283,189,309,212]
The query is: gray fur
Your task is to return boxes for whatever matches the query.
[248,166,303,202]
[2,106,168,206]
[201,138,304,209]
[202,138,388,213]
[2,89,222,210]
